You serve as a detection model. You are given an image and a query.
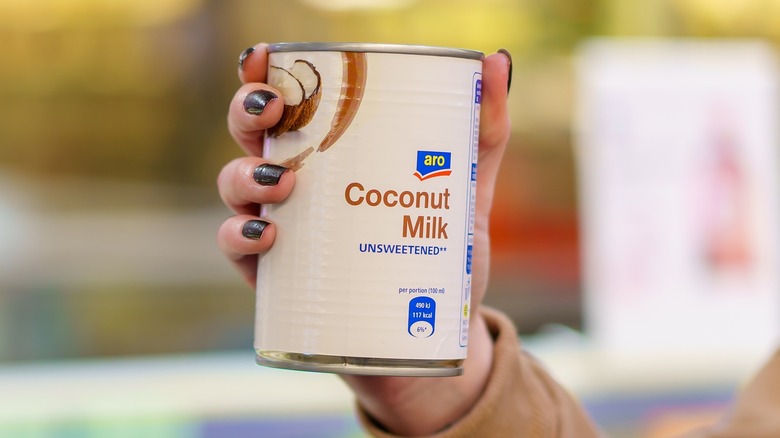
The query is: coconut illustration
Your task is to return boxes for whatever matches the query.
[317,52,366,153]
[267,59,322,138]
[271,52,367,172]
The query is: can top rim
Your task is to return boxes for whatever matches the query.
[267,42,484,60]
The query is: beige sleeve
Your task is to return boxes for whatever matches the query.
[693,349,780,438]
[357,307,602,437]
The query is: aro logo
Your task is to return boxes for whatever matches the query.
[414,151,452,181]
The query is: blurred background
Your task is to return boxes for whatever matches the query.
[2,0,780,437]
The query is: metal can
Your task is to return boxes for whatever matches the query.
[255,42,483,376]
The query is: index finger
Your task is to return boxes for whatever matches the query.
[238,43,269,84]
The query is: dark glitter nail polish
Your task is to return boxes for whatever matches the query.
[242,220,269,240]
[253,163,288,186]
[244,89,277,116]
[238,47,255,71]
[498,48,513,94]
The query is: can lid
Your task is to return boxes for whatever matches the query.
[267,42,484,61]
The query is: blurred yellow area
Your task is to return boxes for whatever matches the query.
[673,0,780,36]
[0,0,204,29]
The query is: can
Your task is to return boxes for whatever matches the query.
[255,42,483,376]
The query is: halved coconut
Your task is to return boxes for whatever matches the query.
[287,60,322,131]
[266,65,305,137]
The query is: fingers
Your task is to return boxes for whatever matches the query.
[227,83,284,157]
[217,215,278,286]
[217,153,293,287]
[233,44,283,156]
[238,43,269,84]
[217,157,295,215]
[225,43,291,288]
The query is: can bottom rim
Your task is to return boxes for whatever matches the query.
[256,350,464,377]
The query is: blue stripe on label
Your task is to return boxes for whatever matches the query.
[466,244,473,275]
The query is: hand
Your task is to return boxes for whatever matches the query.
[217,44,512,436]
[217,45,291,286]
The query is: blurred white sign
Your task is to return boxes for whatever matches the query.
[576,40,780,361]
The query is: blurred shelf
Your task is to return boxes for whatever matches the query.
[0,352,363,437]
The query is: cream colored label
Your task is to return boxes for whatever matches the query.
[255,50,481,360]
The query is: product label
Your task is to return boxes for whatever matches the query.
[255,50,481,361]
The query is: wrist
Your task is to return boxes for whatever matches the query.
[344,310,494,436]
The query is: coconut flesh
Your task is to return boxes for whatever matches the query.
[267,60,321,137]
[269,65,304,106]
[288,60,321,130]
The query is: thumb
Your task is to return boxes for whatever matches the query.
[476,50,512,214]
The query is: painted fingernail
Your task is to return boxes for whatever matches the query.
[498,48,513,94]
[238,47,255,71]
[242,220,269,240]
[244,89,277,116]
[253,163,288,186]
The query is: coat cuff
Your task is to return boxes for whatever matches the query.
[356,306,600,437]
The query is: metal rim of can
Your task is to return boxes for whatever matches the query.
[267,42,484,61]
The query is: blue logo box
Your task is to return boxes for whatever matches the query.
[414,150,452,181]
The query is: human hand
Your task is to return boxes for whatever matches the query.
[217,45,292,285]
[217,44,511,436]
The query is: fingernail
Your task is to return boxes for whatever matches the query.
[253,163,288,186]
[244,89,277,116]
[242,220,269,240]
[238,47,255,71]
[498,48,513,94]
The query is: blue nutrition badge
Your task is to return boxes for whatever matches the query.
[414,151,452,181]
[408,297,436,338]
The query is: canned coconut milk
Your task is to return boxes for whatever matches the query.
[255,42,483,376]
